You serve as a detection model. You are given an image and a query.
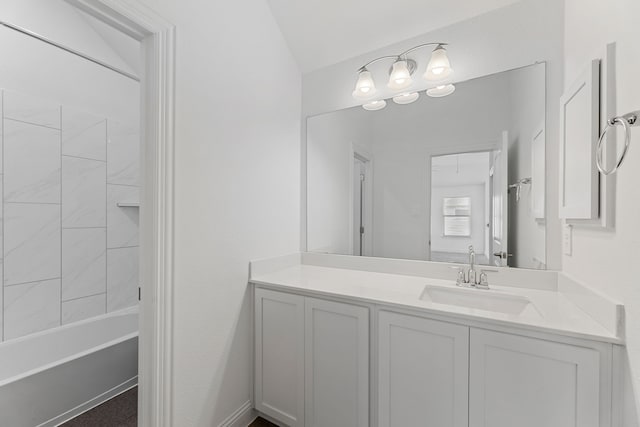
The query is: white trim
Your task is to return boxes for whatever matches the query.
[46,377,138,427]
[65,1,176,426]
[217,400,256,427]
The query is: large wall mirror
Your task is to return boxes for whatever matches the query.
[307,63,546,269]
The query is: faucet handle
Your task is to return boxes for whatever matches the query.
[449,266,466,286]
[476,269,498,290]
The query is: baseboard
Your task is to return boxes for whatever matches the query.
[43,376,138,427]
[218,400,256,427]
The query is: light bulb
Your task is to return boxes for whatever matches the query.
[426,84,456,98]
[362,99,387,111]
[388,59,413,90]
[392,92,419,105]
[424,45,453,82]
[352,70,377,99]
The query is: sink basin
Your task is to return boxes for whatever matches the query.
[419,285,533,315]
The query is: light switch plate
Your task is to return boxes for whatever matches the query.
[563,224,573,255]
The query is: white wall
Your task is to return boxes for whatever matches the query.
[134,0,301,425]
[506,65,547,269]
[302,0,564,270]
[563,0,640,424]
[0,0,138,85]
[307,108,372,254]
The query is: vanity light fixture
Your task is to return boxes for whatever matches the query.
[426,84,456,98]
[424,44,454,81]
[362,99,387,111]
[392,92,420,105]
[388,59,414,90]
[353,43,454,109]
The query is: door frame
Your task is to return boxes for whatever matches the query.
[349,143,373,256]
[65,1,176,426]
[427,143,498,262]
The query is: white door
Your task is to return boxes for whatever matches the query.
[469,329,603,427]
[490,131,509,266]
[378,311,469,427]
[255,288,305,426]
[305,298,369,427]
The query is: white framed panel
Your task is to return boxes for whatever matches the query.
[469,328,603,427]
[559,59,600,220]
[255,288,305,427]
[304,297,369,427]
[378,311,469,427]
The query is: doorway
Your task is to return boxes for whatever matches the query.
[352,152,372,256]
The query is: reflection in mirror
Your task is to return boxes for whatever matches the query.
[307,63,546,269]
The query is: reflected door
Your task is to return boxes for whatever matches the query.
[353,156,367,256]
[490,131,509,267]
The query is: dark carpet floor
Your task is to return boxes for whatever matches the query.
[60,387,276,427]
[60,387,137,427]
[250,417,278,426]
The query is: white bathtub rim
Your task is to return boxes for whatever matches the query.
[2,305,138,347]
[0,307,139,388]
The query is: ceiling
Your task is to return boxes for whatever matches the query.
[267,0,520,73]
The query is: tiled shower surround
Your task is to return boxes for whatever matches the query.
[0,90,139,341]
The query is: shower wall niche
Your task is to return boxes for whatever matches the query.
[1,89,140,341]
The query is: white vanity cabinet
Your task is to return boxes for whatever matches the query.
[469,328,608,427]
[255,288,369,427]
[377,311,469,427]
[254,286,613,427]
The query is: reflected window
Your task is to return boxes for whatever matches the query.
[443,197,471,236]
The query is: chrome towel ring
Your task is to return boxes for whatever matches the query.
[596,110,639,175]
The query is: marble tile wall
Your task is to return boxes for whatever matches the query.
[1,90,140,341]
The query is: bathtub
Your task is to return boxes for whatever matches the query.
[0,307,139,427]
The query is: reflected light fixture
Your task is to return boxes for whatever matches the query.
[352,69,377,99]
[426,84,456,98]
[362,99,387,111]
[392,92,420,105]
[352,42,455,109]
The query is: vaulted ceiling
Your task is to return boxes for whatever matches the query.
[267,0,520,73]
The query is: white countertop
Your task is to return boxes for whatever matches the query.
[250,262,622,344]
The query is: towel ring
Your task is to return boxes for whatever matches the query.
[596,111,639,175]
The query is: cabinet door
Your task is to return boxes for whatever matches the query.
[255,288,305,426]
[378,311,469,427]
[305,298,369,427]
[469,328,601,427]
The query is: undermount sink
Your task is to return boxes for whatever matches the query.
[419,284,534,315]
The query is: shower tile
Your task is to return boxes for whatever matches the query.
[62,107,107,161]
[107,247,138,312]
[107,184,139,248]
[4,203,61,286]
[4,119,61,204]
[3,90,61,129]
[62,228,106,301]
[4,279,61,340]
[62,294,106,325]
[107,120,139,186]
[62,156,107,228]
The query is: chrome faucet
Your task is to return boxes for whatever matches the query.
[467,245,476,285]
[453,245,497,290]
